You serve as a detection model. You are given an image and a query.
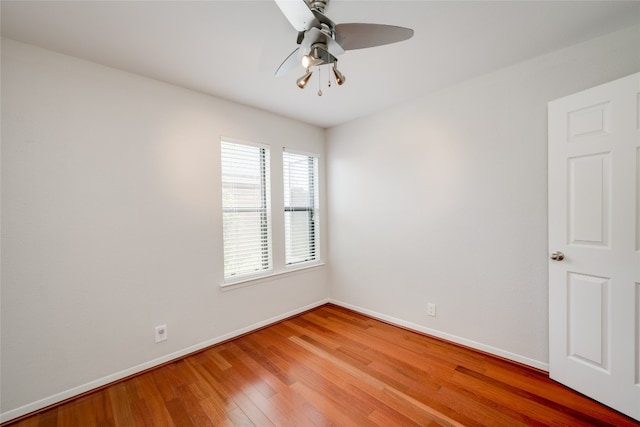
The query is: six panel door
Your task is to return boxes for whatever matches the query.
[548,72,640,421]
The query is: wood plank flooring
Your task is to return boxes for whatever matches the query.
[5,304,639,426]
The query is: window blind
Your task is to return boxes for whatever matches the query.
[283,151,319,265]
[221,141,272,279]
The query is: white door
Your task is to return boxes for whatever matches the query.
[548,72,640,421]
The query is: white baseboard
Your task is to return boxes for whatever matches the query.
[329,299,549,372]
[0,298,330,424]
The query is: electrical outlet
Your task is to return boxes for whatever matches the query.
[155,324,167,343]
[427,303,436,317]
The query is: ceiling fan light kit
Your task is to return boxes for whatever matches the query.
[332,64,345,85]
[274,0,414,95]
[296,69,313,88]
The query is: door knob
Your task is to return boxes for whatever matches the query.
[550,251,565,261]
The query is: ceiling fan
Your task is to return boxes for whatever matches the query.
[274,0,414,94]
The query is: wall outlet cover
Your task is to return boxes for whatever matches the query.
[427,303,436,317]
[155,324,168,343]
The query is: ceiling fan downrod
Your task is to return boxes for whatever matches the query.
[306,0,329,13]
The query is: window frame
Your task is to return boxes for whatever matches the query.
[219,141,323,289]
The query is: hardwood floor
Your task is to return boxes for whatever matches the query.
[5,304,639,426]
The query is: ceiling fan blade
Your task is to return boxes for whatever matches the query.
[274,0,319,32]
[326,34,345,58]
[335,23,414,50]
[275,47,301,76]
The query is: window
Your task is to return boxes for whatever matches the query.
[283,151,319,265]
[220,141,321,285]
[221,141,271,279]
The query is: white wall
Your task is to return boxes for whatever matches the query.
[0,38,327,421]
[326,25,640,369]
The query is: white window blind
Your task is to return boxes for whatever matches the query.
[221,141,272,279]
[283,151,319,265]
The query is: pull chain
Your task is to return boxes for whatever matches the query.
[317,66,323,96]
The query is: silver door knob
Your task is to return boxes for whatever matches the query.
[550,251,565,261]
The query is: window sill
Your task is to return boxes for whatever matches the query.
[220,262,325,292]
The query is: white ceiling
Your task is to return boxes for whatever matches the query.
[2,1,639,128]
